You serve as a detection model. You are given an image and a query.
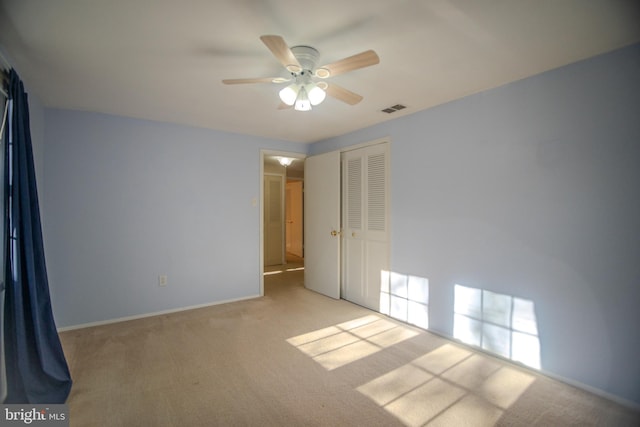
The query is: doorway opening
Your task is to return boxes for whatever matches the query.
[261,151,305,296]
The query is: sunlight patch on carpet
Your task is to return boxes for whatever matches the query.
[357,343,537,426]
[286,315,419,370]
[263,270,283,276]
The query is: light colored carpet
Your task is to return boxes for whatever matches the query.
[59,263,640,426]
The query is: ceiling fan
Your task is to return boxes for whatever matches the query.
[222,35,380,111]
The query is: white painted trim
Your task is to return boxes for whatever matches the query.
[57,294,261,332]
[262,150,307,161]
[259,150,264,297]
[339,136,390,154]
[537,367,640,412]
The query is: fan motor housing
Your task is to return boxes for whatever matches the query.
[290,45,320,72]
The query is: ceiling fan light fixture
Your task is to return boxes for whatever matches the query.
[277,157,294,167]
[294,86,312,111]
[279,84,298,106]
[307,83,326,106]
[223,35,379,111]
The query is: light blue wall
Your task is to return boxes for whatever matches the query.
[42,110,304,328]
[310,44,640,405]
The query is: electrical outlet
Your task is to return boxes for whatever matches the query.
[158,275,168,287]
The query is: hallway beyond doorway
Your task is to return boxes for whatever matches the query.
[263,254,304,297]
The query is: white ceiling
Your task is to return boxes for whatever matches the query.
[1,0,639,144]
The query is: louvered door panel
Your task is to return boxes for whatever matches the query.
[347,158,362,230]
[367,152,386,233]
[342,142,390,311]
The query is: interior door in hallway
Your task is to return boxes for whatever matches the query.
[264,174,284,266]
[342,142,390,310]
[304,151,340,299]
[285,180,303,258]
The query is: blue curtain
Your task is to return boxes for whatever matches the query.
[3,69,72,403]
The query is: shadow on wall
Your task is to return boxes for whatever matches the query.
[453,284,541,370]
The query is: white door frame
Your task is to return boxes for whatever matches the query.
[259,149,306,296]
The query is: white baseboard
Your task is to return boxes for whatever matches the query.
[537,368,640,412]
[57,294,261,332]
[423,328,640,412]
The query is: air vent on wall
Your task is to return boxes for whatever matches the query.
[381,104,406,114]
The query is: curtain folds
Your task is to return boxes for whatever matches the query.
[3,69,72,403]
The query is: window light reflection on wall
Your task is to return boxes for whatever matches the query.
[453,284,541,370]
[380,270,429,330]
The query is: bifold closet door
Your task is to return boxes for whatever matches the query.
[342,142,390,310]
